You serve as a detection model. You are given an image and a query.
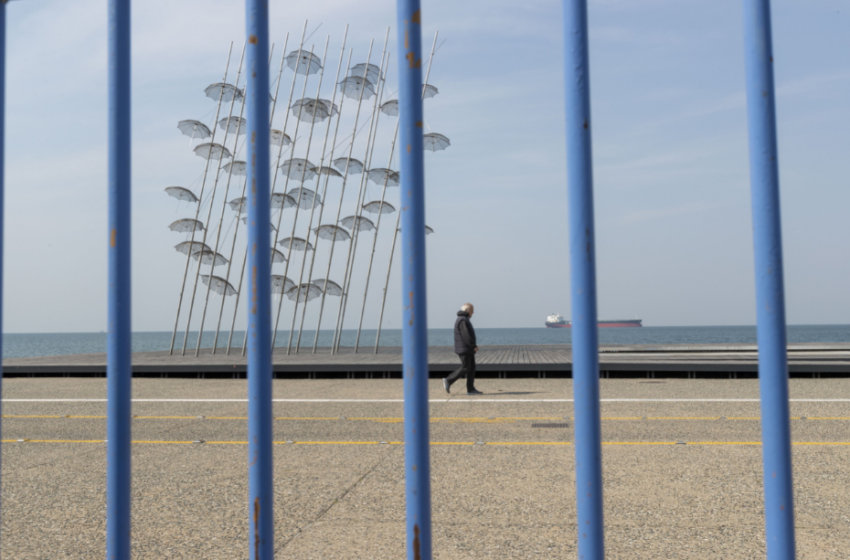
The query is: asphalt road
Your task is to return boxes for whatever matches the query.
[2,378,849,559]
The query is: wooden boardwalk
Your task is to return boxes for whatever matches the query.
[3,344,849,377]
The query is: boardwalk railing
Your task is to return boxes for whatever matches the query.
[0,0,796,558]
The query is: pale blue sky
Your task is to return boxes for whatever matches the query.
[3,0,848,333]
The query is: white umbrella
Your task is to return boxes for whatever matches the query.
[362,201,396,215]
[204,83,243,103]
[165,186,199,203]
[278,237,314,251]
[194,143,232,161]
[201,275,237,296]
[177,120,212,141]
[169,219,204,233]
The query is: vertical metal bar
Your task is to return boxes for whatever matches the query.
[563,1,604,558]
[396,3,432,558]
[374,31,438,354]
[245,0,273,557]
[0,1,5,540]
[107,0,132,558]
[742,1,796,557]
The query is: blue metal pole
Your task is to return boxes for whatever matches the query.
[563,1,605,557]
[396,2,433,559]
[245,1,273,558]
[742,1,796,558]
[107,0,132,558]
[0,1,6,549]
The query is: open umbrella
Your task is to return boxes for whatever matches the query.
[338,76,375,100]
[279,158,317,181]
[218,116,247,135]
[223,160,247,176]
[332,157,364,175]
[339,215,375,232]
[201,275,237,296]
[291,98,339,123]
[174,241,211,255]
[313,224,351,242]
[270,248,287,263]
[285,283,323,303]
[312,278,343,296]
[314,166,342,179]
[204,83,243,103]
[278,237,314,251]
[379,100,398,117]
[350,63,382,84]
[177,120,212,141]
[423,133,451,152]
[229,197,247,213]
[367,168,400,187]
[422,84,438,99]
[165,186,199,203]
[362,201,396,215]
[285,50,323,75]
[272,275,296,294]
[192,249,229,267]
[287,187,322,209]
[169,219,204,233]
[271,192,297,209]
[270,129,292,147]
[194,143,232,161]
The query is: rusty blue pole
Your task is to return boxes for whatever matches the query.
[107,0,132,558]
[396,1,433,559]
[245,0,273,558]
[742,1,796,558]
[563,0,605,557]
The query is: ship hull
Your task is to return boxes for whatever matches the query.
[545,321,642,328]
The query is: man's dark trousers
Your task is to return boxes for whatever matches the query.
[446,352,476,391]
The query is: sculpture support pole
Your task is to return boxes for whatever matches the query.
[396,3,433,558]
[742,1,796,558]
[106,0,132,557]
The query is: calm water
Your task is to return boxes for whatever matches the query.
[2,325,848,359]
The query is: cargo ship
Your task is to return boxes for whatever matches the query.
[545,313,642,328]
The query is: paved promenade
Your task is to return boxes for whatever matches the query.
[2,378,849,558]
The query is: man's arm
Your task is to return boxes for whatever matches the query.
[459,320,475,348]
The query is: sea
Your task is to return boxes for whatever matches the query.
[2,325,849,360]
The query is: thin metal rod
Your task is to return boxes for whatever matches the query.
[0,2,5,546]
[215,38,289,354]
[228,22,308,355]
[331,30,391,353]
[245,0,273,556]
[563,1,604,557]
[169,43,234,354]
[182,44,247,355]
[196,57,249,356]
[310,42,374,354]
[287,28,349,353]
[396,2,432,557]
[107,0,132,557]
[353,110,396,353]
[274,36,331,353]
[268,39,317,351]
[374,31,438,353]
[743,1,796,557]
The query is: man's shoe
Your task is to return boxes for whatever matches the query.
[467,388,483,395]
[442,378,451,394]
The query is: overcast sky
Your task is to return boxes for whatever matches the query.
[3,0,848,334]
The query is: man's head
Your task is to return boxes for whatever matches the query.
[461,303,474,316]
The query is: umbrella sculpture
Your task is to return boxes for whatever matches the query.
[165,186,199,203]
[313,224,351,242]
[204,83,243,103]
[201,275,237,296]
[229,197,247,213]
[279,158,317,181]
[366,168,400,187]
[423,132,451,152]
[350,63,382,84]
[278,237,314,251]
[285,283,323,303]
[194,143,232,161]
[177,120,212,141]
[291,98,339,123]
[270,129,292,147]
[287,187,322,209]
[271,192,297,209]
[332,157,364,175]
[314,166,342,178]
[339,215,376,232]
[223,160,247,176]
[272,275,296,294]
[192,249,229,267]
[362,201,396,215]
[169,219,204,233]
[313,278,343,296]
[218,116,247,135]
[422,84,438,99]
[240,217,278,232]
[338,76,375,100]
[379,100,398,117]
[174,241,211,256]
[285,50,323,75]
[271,248,287,264]
[398,225,435,235]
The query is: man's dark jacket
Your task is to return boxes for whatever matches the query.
[454,311,477,355]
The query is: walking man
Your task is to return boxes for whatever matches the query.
[443,303,482,395]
